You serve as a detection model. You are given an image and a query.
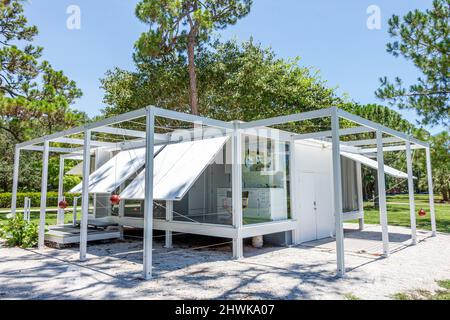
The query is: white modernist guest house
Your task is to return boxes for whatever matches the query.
[10,106,436,280]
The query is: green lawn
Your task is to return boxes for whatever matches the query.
[360,194,450,233]
[0,207,82,226]
[393,280,450,300]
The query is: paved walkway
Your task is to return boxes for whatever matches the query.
[0,224,449,300]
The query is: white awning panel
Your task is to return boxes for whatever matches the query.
[66,162,83,176]
[341,151,408,179]
[70,146,163,194]
[120,136,229,201]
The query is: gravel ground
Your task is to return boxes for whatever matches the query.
[0,224,449,300]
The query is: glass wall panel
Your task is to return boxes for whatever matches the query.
[172,139,233,225]
[241,135,290,224]
[341,157,359,212]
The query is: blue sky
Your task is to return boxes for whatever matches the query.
[24,0,442,133]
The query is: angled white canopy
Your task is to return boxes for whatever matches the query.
[70,146,163,194]
[120,136,230,201]
[341,151,408,179]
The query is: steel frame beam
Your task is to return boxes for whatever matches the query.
[292,126,374,140]
[13,105,433,280]
[337,109,429,148]
[359,144,423,153]
[344,137,404,146]
[239,108,333,130]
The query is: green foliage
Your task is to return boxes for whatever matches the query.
[103,38,339,122]
[200,39,338,122]
[0,0,86,193]
[0,192,80,209]
[429,131,450,201]
[134,0,252,114]
[344,103,416,135]
[376,0,449,126]
[0,1,82,102]
[0,215,38,248]
[341,103,426,199]
[135,0,252,58]
[0,0,40,97]
[47,157,82,192]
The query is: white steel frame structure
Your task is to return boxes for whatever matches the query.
[10,106,436,279]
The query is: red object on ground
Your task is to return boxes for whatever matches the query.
[418,208,426,217]
[110,194,121,206]
[58,200,68,209]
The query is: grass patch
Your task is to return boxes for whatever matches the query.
[357,194,450,233]
[392,279,450,300]
[437,280,450,290]
[0,210,82,226]
[343,293,360,300]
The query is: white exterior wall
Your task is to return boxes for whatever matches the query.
[292,140,335,243]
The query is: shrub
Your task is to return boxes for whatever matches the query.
[0,215,39,248]
[0,192,81,209]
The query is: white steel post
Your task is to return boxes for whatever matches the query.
[80,130,91,261]
[73,196,78,226]
[165,200,173,248]
[23,198,27,221]
[27,197,31,221]
[425,147,436,236]
[405,141,417,244]
[376,130,389,257]
[232,122,243,259]
[331,107,345,276]
[57,156,65,225]
[38,140,50,250]
[11,146,20,217]
[356,162,364,231]
[289,140,301,244]
[24,197,31,222]
[143,107,155,280]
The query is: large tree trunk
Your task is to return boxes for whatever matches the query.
[187,28,199,116]
[443,188,449,202]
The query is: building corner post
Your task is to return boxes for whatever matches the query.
[376,130,389,257]
[143,107,155,279]
[80,129,91,261]
[231,121,243,259]
[331,107,345,276]
[38,140,50,250]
